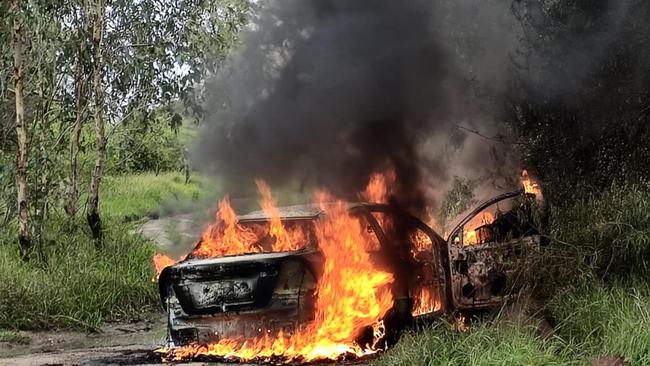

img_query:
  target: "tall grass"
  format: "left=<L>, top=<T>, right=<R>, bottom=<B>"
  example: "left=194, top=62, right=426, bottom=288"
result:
left=0, top=228, right=158, bottom=330
left=549, top=182, right=650, bottom=279
left=0, top=172, right=213, bottom=330
left=373, top=322, right=577, bottom=366
left=548, top=279, right=650, bottom=365
left=374, top=279, right=649, bottom=366
left=374, top=183, right=650, bottom=365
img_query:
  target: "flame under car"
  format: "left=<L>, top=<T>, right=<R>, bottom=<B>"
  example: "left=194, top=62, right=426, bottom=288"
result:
left=157, top=190, right=544, bottom=356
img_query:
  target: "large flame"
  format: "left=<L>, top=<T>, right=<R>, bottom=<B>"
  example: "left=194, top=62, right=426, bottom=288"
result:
left=192, top=195, right=261, bottom=258
left=362, top=172, right=395, bottom=244
left=152, top=253, right=181, bottom=281
left=256, top=179, right=307, bottom=252
left=156, top=183, right=395, bottom=363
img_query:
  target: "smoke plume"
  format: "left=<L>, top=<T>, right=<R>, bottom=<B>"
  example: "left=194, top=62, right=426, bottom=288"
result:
left=195, top=0, right=521, bottom=213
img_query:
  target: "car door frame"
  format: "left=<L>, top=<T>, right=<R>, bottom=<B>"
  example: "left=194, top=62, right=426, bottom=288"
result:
left=355, top=204, right=452, bottom=318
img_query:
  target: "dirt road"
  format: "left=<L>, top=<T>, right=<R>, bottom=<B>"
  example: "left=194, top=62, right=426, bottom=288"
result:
left=0, top=319, right=169, bottom=366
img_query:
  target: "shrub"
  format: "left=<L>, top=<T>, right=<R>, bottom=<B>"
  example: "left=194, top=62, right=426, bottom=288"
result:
left=0, top=172, right=215, bottom=330
left=106, top=113, right=185, bottom=175
left=100, top=172, right=216, bottom=222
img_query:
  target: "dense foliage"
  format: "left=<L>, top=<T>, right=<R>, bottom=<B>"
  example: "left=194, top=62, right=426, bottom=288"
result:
left=508, top=0, right=650, bottom=203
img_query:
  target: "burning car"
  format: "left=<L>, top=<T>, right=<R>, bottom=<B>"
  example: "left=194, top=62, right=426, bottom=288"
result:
left=155, top=176, right=544, bottom=363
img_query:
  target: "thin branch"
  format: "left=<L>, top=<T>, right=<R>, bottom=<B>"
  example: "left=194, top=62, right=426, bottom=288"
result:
left=454, top=124, right=523, bottom=145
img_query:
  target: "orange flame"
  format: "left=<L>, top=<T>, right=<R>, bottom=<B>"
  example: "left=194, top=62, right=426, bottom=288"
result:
left=451, top=314, right=470, bottom=332
left=463, top=211, right=495, bottom=246
left=152, top=253, right=181, bottom=280
left=411, top=286, right=442, bottom=317
left=161, top=192, right=394, bottom=362
left=192, top=196, right=261, bottom=258
left=521, top=170, right=542, bottom=199
left=256, top=180, right=306, bottom=252
left=360, top=170, right=396, bottom=203
left=410, top=229, right=433, bottom=253
left=362, top=171, right=396, bottom=244
left=189, top=186, right=307, bottom=259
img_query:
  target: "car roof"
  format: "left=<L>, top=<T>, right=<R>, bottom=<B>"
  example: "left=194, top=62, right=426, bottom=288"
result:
left=236, top=202, right=377, bottom=221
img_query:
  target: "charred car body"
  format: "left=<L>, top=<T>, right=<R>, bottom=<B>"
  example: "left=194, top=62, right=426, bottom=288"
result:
left=158, top=190, right=544, bottom=346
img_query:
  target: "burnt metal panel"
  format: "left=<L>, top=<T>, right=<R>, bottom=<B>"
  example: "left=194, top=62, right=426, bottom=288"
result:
left=164, top=257, right=318, bottom=346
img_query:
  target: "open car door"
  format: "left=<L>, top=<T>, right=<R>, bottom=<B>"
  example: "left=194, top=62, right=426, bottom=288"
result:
left=446, top=190, right=545, bottom=310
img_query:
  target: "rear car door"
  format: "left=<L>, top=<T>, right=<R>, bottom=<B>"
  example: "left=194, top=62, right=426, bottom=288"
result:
left=446, top=191, right=545, bottom=310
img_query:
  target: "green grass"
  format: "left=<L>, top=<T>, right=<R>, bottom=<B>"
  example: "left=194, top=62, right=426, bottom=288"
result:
left=547, top=278, right=650, bottom=365
left=0, top=218, right=159, bottom=330
left=0, top=171, right=216, bottom=331
left=549, top=182, right=650, bottom=279
left=0, top=330, right=31, bottom=345
left=374, top=183, right=650, bottom=366
left=374, top=278, right=649, bottom=366
left=101, top=172, right=219, bottom=222
left=373, top=321, right=576, bottom=366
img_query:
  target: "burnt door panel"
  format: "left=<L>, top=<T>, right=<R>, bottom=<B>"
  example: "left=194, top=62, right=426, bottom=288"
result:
left=446, top=191, right=543, bottom=310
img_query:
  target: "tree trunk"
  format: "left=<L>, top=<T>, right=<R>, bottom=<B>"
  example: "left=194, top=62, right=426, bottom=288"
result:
left=66, top=14, right=87, bottom=219
left=87, top=0, right=105, bottom=241
left=12, top=0, right=31, bottom=260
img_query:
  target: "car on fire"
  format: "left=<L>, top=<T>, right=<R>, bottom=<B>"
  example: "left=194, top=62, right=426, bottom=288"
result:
left=157, top=189, right=545, bottom=347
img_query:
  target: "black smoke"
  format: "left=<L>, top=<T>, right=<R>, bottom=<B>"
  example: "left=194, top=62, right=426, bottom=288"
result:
left=195, top=0, right=520, bottom=213
left=196, top=1, right=451, bottom=212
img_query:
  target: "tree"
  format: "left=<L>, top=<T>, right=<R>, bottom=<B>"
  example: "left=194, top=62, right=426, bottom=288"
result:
left=86, top=0, right=106, bottom=240
left=82, top=0, right=251, bottom=238
left=1, top=0, right=252, bottom=246
left=11, top=0, right=30, bottom=259
left=65, top=2, right=90, bottom=219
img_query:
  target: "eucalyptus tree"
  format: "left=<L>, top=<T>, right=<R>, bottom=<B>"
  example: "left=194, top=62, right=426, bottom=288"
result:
left=3, top=0, right=253, bottom=246
left=64, top=0, right=91, bottom=219
left=83, top=0, right=252, bottom=240
left=86, top=0, right=105, bottom=240
left=10, top=0, right=30, bottom=259
left=8, top=0, right=79, bottom=256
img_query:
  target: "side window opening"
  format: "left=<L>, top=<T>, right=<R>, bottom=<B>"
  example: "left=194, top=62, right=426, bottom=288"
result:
left=452, top=196, right=540, bottom=247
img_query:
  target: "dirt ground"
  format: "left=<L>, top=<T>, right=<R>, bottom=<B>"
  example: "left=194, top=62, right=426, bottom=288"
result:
left=0, top=318, right=245, bottom=366
left=0, top=318, right=165, bottom=366
left=137, top=213, right=201, bottom=249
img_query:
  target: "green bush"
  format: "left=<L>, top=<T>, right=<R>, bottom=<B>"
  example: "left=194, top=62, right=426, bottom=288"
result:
left=0, top=172, right=216, bottom=330
left=106, top=113, right=185, bottom=175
